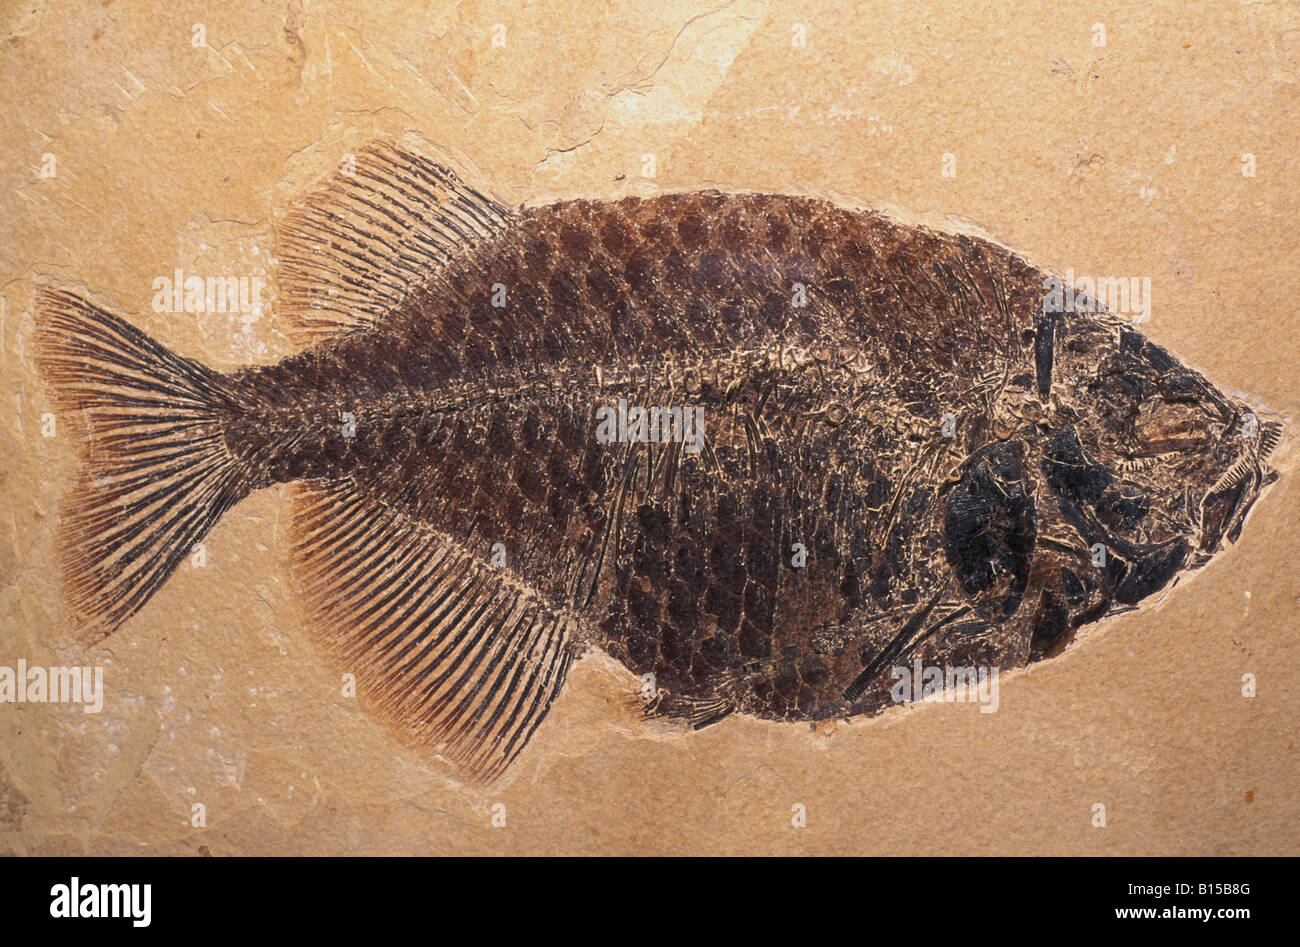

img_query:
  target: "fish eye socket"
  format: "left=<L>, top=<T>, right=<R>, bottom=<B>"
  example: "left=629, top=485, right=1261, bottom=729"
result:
left=1158, top=371, right=1206, bottom=402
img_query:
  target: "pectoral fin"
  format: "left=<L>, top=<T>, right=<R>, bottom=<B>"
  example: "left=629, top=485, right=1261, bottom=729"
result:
left=942, top=440, right=1038, bottom=618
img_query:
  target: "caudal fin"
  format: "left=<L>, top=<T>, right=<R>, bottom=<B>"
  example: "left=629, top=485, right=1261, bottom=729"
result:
left=34, top=288, right=251, bottom=642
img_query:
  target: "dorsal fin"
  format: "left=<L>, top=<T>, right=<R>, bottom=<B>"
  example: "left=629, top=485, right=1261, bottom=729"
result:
left=275, top=136, right=512, bottom=345
left=290, top=479, right=576, bottom=783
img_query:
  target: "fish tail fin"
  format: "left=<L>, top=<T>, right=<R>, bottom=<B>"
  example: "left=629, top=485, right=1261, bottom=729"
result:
left=34, top=288, right=252, bottom=643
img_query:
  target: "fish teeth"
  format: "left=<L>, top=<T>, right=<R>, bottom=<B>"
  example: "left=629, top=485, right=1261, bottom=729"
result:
left=1206, top=455, right=1254, bottom=497
left=1116, top=451, right=1180, bottom=475
left=1260, top=419, right=1284, bottom=459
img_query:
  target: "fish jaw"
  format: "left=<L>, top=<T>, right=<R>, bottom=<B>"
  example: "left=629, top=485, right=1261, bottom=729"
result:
left=1193, top=404, right=1285, bottom=562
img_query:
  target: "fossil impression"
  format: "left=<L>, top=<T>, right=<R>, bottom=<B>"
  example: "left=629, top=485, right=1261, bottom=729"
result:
left=35, top=137, right=1283, bottom=781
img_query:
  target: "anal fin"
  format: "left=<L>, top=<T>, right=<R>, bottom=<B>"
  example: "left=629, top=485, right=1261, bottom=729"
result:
left=290, top=480, right=575, bottom=783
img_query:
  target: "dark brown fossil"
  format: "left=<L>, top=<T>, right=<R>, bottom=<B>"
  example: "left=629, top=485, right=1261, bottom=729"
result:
left=36, top=137, right=1283, bottom=782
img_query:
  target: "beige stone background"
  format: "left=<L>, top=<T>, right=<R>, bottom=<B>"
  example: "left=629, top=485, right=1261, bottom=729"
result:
left=1, top=0, right=1297, bottom=855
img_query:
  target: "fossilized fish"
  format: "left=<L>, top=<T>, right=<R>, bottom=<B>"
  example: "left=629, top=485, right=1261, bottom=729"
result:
left=35, top=137, right=1283, bottom=781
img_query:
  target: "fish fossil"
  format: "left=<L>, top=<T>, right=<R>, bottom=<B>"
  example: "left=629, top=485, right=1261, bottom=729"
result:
left=35, top=136, right=1283, bottom=782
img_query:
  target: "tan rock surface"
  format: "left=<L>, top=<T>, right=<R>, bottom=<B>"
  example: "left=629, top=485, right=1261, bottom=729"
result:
left=1, top=0, right=1296, bottom=854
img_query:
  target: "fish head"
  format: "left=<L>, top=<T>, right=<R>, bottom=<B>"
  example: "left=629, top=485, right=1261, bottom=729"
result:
left=1037, top=318, right=1284, bottom=607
